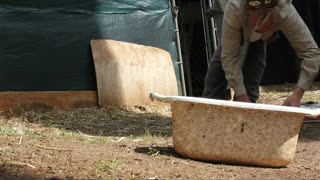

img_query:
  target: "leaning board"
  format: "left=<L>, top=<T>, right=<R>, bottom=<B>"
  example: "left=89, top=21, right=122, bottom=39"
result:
left=91, top=40, right=178, bottom=106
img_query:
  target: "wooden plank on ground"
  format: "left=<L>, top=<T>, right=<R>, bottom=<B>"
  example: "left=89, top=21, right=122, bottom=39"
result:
left=0, top=91, right=98, bottom=114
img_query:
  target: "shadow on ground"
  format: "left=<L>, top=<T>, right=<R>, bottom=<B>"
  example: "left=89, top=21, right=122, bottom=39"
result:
left=134, top=146, right=179, bottom=157
left=299, top=123, right=320, bottom=141
left=7, top=104, right=173, bottom=137
left=6, top=103, right=320, bottom=141
left=0, top=167, right=74, bottom=180
left=0, top=167, right=42, bottom=180
left=134, top=146, right=287, bottom=169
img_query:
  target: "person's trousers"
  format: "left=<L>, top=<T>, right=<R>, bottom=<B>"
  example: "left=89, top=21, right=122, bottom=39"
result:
left=202, top=40, right=267, bottom=102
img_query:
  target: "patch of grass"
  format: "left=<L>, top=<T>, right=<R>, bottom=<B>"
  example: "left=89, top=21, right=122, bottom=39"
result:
left=0, top=127, right=19, bottom=136
left=124, top=128, right=152, bottom=140
left=126, top=128, right=168, bottom=141
left=26, top=129, right=46, bottom=139
left=0, top=147, right=14, bottom=156
left=148, top=147, right=160, bottom=157
left=93, top=158, right=125, bottom=177
left=143, top=127, right=151, bottom=137
left=56, top=131, right=76, bottom=138
left=89, top=137, right=108, bottom=145
left=143, top=128, right=165, bottom=138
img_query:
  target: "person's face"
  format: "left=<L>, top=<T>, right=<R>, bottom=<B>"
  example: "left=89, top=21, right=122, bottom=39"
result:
left=246, top=0, right=279, bottom=33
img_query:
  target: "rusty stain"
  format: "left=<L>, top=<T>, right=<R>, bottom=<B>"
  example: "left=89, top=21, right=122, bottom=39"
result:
left=241, top=123, right=245, bottom=133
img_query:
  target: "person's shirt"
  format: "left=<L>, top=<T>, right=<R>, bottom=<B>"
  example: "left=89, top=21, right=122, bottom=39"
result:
left=217, top=0, right=227, bottom=10
left=221, top=0, right=320, bottom=97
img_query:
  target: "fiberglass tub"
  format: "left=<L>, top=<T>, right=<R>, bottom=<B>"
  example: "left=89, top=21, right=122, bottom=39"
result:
left=150, top=93, right=319, bottom=167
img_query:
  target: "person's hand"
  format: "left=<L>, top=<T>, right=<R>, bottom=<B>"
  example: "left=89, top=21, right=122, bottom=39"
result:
left=235, top=94, right=251, bottom=103
left=282, top=94, right=301, bottom=107
left=282, top=87, right=305, bottom=107
left=304, top=114, right=320, bottom=121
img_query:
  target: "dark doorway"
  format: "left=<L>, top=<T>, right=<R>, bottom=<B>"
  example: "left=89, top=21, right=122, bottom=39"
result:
left=178, top=0, right=320, bottom=96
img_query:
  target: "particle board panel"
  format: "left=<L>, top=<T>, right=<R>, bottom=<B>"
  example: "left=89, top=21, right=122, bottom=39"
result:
left=0, top=91, right=98, bottom=114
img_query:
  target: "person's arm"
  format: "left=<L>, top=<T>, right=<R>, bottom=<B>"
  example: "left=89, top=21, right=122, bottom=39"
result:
left=282, top=87, right=304, bottom=107
left=217, top=0, right=227, bottom=10
left=220, top=2, right=249, bottom=101
left=279, top=4, right=320, bottom=106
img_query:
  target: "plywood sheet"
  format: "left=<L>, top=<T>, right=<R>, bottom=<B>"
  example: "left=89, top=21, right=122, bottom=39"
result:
left=91, top=40, right=178, bottom=106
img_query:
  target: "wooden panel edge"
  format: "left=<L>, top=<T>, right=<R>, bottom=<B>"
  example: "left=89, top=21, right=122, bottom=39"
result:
left=0, top=91, right=98, bottom=115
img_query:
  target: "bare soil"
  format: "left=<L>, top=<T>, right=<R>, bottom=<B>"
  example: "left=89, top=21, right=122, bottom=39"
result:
left=0, top=84, right=320, bottom=180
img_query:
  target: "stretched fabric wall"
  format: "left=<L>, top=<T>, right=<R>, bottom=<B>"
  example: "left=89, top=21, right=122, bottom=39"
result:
left=0, top=0, right=180, bottom=92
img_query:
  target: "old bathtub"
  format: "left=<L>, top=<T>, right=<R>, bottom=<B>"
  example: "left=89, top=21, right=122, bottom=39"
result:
left=150, top=93, right=318, bottom=167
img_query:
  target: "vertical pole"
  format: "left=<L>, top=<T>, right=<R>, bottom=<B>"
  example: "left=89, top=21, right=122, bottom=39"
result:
left=200, top=0, right=213, bottom=65
left=208, top=0, right=218, bottom=52
left=171, top=0, right=187, bottom=96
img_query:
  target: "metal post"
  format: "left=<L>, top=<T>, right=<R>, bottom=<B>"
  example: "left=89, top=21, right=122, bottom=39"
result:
left=171, top=0, right=187, bottom=96
left=200, top=0, right=219, bottom=65
left=208, top=0, right=218, bottom=52
left=200, top=0, right=213, bottom=65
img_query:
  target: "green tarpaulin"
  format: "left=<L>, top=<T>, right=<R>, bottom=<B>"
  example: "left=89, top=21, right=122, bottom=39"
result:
left=0, top=0, right=181, bottom=93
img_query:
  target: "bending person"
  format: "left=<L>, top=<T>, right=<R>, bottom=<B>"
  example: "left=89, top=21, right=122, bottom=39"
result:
left=203, top=0, right=320, bottom=107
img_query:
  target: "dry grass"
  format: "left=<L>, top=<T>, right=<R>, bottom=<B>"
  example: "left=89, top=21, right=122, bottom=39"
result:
left=0, top=83, right=320, bottom=179
left=258, top=82, right=320, bottom=105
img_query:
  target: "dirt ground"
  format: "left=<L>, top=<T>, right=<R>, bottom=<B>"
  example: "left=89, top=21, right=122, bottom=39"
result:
left=0, top=85, right=320, bottom=180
